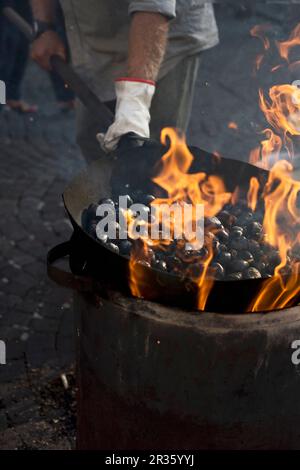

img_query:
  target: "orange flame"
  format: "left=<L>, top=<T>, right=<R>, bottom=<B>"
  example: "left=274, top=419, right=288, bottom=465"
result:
left=128, top=128, right=233, bottom=310
left=197, top=242, right=214, bottom=311
left=249, top=146, right=261, bottom=166
left=277, top=23, right=300, bottom=62
left=258, top=85, right=300, bottom=161
left=128, top=127, right=300, bottom=312
left=262, top=160, right=298, bottom=245
left=260, top=129, right=282, bottom=169
left=247, top=177, right=260, bottom=212
left=248, top=21, right=300, bottom=311
left=271, top=64, right=282, bottom=73
left=250, top=24, right=271, bottom=71
left=128, top=256, right=143, bottom=298
left=228, top=121, right=238, bottom=130
left=153, top=128, right=231, bottom=219
left=259, top=85, right=300, bottom=137
left=250, top=24, right=271, bottom=50
left=128, top=242, right=149, bottom=298
left=255, top=53, right=264, bottom=71
left=249, top=161, right=300, bottom=311
left=129, top=20, right=300, bottom=313
left=249, top=129, right=282, bottom=170
left=250, top=254, right=300, bottom=312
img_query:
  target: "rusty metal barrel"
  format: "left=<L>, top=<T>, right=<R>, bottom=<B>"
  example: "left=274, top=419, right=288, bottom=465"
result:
left=74, top=290, right=300, bottom=450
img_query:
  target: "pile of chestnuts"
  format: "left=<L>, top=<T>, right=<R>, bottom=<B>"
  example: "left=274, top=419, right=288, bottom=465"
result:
left=82, top=191, right=299, bottom=281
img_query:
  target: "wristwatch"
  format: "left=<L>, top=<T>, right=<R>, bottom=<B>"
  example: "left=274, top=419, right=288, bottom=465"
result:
left=33, top=20, right=56, bottom=40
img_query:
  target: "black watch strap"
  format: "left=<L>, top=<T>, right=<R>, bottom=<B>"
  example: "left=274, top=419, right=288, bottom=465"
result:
left=33, top=20, right=56, bottom=40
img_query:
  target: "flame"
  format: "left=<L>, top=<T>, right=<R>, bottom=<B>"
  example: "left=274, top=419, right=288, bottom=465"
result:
left=228, top=121, right=238, bottom=130
left=277, top=22, right=300, bottom=62
left=250, top=24, right=271, bottom=71
left=260, top=129, right=282, bottom=169
left=129, top=256, right=143, bottom=298
left=128, top=242, right=149, bottom=298
left=259, top=85, right=300, bottom=137
left=247, top=21, right=300, bottom=311
left=251, top=22, right=300, bottom=73
left=152, top=128, right=231, bottom=219
left=249, top=130, right=282, bottom=170
left=197, top=242, right=214, bottom=310
left=128, top=21, right=300, bottom=313
left=247, top=177, right=260, bottom=212
left=128, top=128, right=232, bottom=310
left=128, top=128, right=300, bottom=313
left=255, top=53, right=264, bottom=71
left=250, top=252, right=300, bottom=312
left=271, top=64, right=282, bottom=73
left=250, top=24, right=271, bottom=50
left=259, top=84, right=300, bottom=168
left=249, top=161, right=300, bottom=311
left=231, top=186, right=240, bottom=206
left=262, top=160, right=298, bottom=245
left=249, top=146, right=261, bottom=166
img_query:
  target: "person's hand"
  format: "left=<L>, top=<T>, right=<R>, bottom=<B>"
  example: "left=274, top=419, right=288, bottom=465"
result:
left=31, top=31, right=66, bottom=70
left=97, top=78, right=156, bottom=153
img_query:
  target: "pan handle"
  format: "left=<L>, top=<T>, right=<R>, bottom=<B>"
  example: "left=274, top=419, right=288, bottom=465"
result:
left=117, top=132, right=150, bottom=151
left=2, top=5, right=33, bottom=39
left=47, top=240, right=96, bottom=293
left=117, top=132, right=160, bottom=154
left=2, top=6, right=114, bottom=130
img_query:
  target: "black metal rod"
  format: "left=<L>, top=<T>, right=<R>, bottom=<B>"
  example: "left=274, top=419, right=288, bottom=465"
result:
left=2, top=6, right=33, bottom=40
left=2, top=6, right=114, bottom=129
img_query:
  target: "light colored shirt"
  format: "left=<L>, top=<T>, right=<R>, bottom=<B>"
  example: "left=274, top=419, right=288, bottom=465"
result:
left=60, top=0, right=219, bottom=101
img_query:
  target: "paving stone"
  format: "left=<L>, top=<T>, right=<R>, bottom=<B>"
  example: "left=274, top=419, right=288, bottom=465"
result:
left=0, top=311, right=30, bottom=329
left=0, top=359, right=27, bottom=383
left=7, top=400, right=40, bottom=425
left=5, top=340, right=27, bottom=361
left=31, top=318, right=59, bottom=333
left=0, top=412, right=8, bottom=431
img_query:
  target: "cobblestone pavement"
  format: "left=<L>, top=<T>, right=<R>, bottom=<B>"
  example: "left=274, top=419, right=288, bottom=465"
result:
left=0, top=60, right=83, bottom=448
left=0, top=3, right=298, bottom=449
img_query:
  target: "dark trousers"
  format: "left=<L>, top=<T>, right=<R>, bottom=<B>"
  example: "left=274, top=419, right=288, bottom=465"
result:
left=0, top=0, right=74, bottom=102
left=0, top=0, right=31, bottom=100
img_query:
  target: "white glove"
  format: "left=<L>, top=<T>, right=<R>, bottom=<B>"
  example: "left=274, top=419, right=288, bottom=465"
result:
left=97, top=78, right=156, bottom=153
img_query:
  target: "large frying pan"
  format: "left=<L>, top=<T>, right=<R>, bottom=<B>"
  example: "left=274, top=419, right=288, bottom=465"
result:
left=7, top=6, right=298, bottom=313
left=47, top=139, right=300, bottom=314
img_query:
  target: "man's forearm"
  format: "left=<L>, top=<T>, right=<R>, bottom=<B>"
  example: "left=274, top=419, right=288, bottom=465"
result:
left=30, top=0, right=56, bottom=22
left=128, top=12, right=169, bottom=81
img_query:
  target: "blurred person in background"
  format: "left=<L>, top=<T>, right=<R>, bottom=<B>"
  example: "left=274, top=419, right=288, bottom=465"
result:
left=0, top=0, right=38, bottom=112
left=0, top=0, right=74, bottom=113
left=30, top=0, right=219, bottom=162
